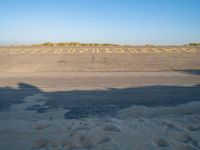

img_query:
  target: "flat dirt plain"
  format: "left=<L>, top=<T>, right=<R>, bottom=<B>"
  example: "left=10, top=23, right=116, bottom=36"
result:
left=0, top=45, right=200, bottom=150
left=0, top=45, right=199, bottom=72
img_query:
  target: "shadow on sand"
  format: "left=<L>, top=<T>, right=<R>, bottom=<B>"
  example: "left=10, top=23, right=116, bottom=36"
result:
left=183, top=69, right=200, bottom=76
left=0, top=83, right=200, bottom=119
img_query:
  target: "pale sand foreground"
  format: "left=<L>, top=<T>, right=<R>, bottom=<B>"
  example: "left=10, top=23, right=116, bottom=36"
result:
left=0, top=72, right=200, bottom=150
left=0, top=99, right=200, bottom=150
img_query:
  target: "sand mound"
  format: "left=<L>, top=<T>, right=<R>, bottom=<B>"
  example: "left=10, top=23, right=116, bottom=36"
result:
left=117, top=101, right=200, bottom=119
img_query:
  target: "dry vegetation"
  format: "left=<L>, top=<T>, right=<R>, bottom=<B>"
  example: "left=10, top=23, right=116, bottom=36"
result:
left=188, top=42, right=200, bottom=46
left=33, top=42, right=200, bottom=47
left=36, top=42, right=119, bottom=47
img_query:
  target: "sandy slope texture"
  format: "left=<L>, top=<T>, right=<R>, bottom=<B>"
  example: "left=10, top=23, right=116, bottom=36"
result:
left=0, top=45, right=200, bottom=72
left=0, top=101, right=200, bottom=150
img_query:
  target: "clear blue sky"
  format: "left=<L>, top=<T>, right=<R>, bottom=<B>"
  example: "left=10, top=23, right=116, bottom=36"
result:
left=0, top=0, right=200, bottom=45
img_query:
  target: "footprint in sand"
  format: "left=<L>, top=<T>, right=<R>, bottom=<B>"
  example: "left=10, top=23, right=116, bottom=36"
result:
left=61, top=130, right=111, bottom=150
left=185, top=125, right=200, bottom=132
left=190, top=139, right=200, bottom=149
left=161, top=122, right=182, bottom=131
left=171, top=132, right=192, bottom=143
left=33, top=138, right=49, bottom=149
left=32, top=123, right=50, bottom=130
left=103, top=124, right=121, bottom=132
left=173, top=143, right=196, bottom=150
left=171, top=132, right=200, bottom=149
left=153, top=138, right=169, bottom=148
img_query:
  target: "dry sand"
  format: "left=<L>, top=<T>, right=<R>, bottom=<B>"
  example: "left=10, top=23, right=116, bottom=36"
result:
left=0, top=96, right=200, bottom=150
left=0, top=46, right=200, bottom=150
left=0, top=45, right=200, bottom=72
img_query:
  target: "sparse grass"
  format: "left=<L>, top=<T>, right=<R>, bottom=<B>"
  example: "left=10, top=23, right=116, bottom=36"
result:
left=37, top=42, right=119, bottom=47
left=188, top=42, right=200, bottom=46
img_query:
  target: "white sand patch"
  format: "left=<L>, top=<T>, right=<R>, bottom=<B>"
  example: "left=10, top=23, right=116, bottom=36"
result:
left=11, top=94, right=48, bottom=111
left=117, top=101, right=200, bottom=119
left=0, top=114, right=200, bottom=150
left=0, top=101, right=200, bottom=149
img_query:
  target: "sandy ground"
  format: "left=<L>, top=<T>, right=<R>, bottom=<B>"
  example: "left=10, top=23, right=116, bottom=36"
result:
left=1, top=106, right=200, bottom=150
left=0, top=71, right=200, bottom=150
left=0, top=46, right=200, bottom=149
left=0, top=46, right=200, bottom=72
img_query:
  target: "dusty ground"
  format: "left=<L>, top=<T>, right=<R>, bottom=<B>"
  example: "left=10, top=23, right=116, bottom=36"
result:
left=0, top=45, right=199, bottom=72
left=0, top=46, right=200, bottom=150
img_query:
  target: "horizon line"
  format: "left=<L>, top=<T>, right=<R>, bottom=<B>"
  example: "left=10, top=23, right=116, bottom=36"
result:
left=0, top=41, right=200, bottom=47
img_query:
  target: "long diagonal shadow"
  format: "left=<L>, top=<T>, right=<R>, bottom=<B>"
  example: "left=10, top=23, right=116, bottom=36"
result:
left=0, top=83, right=200, bottom=119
